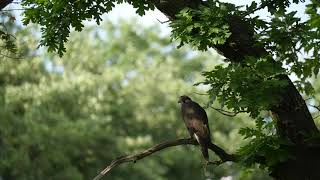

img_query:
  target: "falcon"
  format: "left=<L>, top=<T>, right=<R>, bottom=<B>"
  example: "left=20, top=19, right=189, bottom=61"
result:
left=178, top=95, right=212, bottom=163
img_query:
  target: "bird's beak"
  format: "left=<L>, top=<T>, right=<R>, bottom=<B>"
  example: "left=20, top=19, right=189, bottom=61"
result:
left=178, top=99, right=181, bottom=103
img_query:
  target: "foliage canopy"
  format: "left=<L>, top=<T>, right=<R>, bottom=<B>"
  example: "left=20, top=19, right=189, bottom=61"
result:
left=1, top=0, right=320, bottom=178
left=0, top=20, right=273, bottom=179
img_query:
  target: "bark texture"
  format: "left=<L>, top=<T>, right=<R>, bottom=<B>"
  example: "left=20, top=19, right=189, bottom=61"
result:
left=0, top=0, right=13, bottom=10
left=152, top=0, right=320, bottom=179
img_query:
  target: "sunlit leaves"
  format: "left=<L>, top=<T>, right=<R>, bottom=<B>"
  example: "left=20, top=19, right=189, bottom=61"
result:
left=0, top=30, right=16, bottom=54
left=237, top=133, right=293, bottom=168
left=202, top=57, right=287, bottom=118
left=237, top=115, right=293, bottom=168
left=306, top=0, right=320, bottom=28
left=0, top=13, right=18, bottom=57
left=170, top=2, right=234, bottom=51
left=21, top=0, right=155, bottom=56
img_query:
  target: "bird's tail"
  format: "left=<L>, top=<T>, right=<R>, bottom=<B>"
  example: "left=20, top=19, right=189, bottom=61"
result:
left=194, top=133, right=210, bottom=161
left=201, top=146, right=209, bottom=161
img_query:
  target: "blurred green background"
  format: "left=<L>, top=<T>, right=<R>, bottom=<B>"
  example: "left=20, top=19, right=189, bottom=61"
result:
left=1, top=14, right=298, bottom=179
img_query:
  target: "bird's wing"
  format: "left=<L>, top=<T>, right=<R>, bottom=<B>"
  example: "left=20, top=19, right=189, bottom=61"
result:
left=190, top=101, right=210, bottom=135
left=189, top=120, right=211, bottom=145
left=191, top=101, right=209, bottom=123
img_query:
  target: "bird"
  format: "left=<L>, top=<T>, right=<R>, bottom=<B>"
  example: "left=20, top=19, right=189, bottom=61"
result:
left=178, top=95, right=212, bottom=164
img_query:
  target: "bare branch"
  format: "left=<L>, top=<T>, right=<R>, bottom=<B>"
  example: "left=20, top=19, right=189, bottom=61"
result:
left=241, top=1, right=273, bottom=17
left=308, top=104, right=320, bottom=119
left=210, top=106, right=247, bottom=117
left=304, top=97, right=313, bottom=101
left=313, top=114, right=320, bottom=120
left=93, top=138, right=236, bottom=180
left=193, top=92, right=209, bottom=96
left=0, top=8, right=30, bottom=11
left=156, top=18, right=169, bottom=24
left=309, top=104, right=320, bottom=112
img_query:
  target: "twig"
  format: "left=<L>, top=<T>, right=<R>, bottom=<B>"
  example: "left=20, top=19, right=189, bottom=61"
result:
left=308, top=104, right=320, bottom=120
left=193, top=92, right=209, bottom=96
left=210, top=106, right=247, bottom=117
left=156, top=18, right=170, bottom=24
left=207, top=160, right=222, bottom=165
left=0, top=8, right=29, bottom=11
left=304, top=97, right=313, bottom=101
left=241, top=1, right=273, bottom=17
left=93, top=138, right=236, bottom=180
left=313, top=114, right=320, bottom=119
left=309, top=104, right=320, bottom=112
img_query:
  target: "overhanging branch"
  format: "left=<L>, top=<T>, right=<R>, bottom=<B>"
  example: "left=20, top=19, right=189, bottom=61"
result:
left=93, top=137, right=236, bottom=180
left=0, top=0, right=13, bottom=11
left=210, top=106, right=248, bottom=117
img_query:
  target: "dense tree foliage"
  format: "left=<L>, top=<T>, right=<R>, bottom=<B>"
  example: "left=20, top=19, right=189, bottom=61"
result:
left=1, top=0, right=320, bottom=179
left=0, top=12, right=19, bottom=58
left=0, top=20, right=272, bottom=179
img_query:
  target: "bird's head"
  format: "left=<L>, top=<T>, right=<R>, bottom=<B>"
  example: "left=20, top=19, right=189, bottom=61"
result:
left=178, top=95, right=192, bottom=104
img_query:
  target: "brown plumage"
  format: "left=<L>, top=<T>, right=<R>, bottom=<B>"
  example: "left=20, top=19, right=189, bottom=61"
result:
left=178, top=95, right=211, bottom=161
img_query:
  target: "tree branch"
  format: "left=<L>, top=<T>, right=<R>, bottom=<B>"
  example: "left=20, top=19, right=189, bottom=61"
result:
left=93, top=138, right=236, bottom=180
left=210, top=106, right=247, bottom=117
left=0, top=0, right=13, bottom=11
left=0, top=8, right=29, bottom=11
left=241, top=1, right=273, bottom=17
left=309, top=104, right=320, bottom=112
left=151, top=0, right=202, bottom=19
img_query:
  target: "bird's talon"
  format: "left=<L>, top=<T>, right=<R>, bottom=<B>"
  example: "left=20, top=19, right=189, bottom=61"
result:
left=204, top=160, right=209, bottom=166
left=203, top=160, right=209, bottom=172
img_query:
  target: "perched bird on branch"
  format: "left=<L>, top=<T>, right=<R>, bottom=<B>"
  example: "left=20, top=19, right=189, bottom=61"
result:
left=178, top=95, right=212, bottom=164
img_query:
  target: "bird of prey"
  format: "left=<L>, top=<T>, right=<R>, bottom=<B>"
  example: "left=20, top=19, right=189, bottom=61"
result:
left=178, top=95, right=212, bottom=163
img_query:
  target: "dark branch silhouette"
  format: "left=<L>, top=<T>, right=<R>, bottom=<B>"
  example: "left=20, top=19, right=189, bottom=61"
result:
left=93, top=138, right=236, bottom=180
left=0, top=0, right=13, bottom=11
left=210, top=106, right=248, bottom=117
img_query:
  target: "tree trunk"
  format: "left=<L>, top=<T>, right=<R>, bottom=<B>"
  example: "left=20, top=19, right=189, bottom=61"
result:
left=0, top=0, right=13, bottom=10
left=270, top=145, right=320, bottom=180
left=152, top=0, right=320, bottom=179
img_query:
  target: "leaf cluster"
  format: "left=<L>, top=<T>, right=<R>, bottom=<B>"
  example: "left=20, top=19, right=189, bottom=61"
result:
left=249, top=0, right=320, bottom=94
left=201, top=57, right=287, bottom=118
left=237, top=116, right=294, bottom=169
left=21, top=0, right=155, bottom=56
left=168, top=0, right=320, bottom=118
left=258, top=12, right=319, bottom=81
left=170, top=1, right=234, bottom=50
left=0, top=30, right=16, bottom=54
left=0, top=12, right=18, bottom=57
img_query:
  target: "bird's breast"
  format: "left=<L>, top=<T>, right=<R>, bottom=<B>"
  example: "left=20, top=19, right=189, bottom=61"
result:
left=182, top=106, right=195, bottom=118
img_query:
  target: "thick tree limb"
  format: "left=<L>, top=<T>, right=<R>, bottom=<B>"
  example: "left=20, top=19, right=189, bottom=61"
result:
left=0, top=0, right=13, bottom=11
left=93, top=138, right=236, bottom=180
left=152, top=0, right=202, bottom=19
